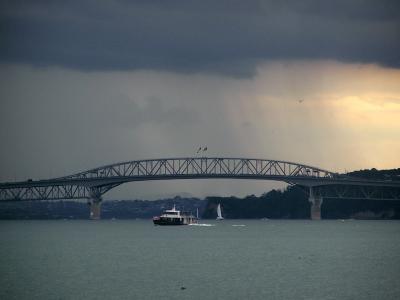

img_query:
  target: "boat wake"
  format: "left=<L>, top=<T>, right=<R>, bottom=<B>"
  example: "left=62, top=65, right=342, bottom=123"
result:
left=232, top=224, right=246, bottom=227
left=189, top=223, right=215, bottom=227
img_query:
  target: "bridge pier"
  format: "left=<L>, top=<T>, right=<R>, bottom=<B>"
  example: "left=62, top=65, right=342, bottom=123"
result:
left=88, top=193, right=102, bottom=220
left=309, top=187, right=323, bottom=220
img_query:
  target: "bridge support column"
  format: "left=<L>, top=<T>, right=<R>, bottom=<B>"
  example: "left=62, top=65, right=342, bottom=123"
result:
left=309, top=187, right=323, bottom=220
left=88, top=192, right=102, bottom=220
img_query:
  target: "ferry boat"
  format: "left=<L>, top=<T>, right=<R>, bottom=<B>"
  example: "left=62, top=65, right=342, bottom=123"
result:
left=153, top=205, right=197, bottom=225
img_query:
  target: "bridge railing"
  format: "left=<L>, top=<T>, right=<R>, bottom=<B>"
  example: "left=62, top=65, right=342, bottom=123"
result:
left=0, top=185, right=90, bottom=201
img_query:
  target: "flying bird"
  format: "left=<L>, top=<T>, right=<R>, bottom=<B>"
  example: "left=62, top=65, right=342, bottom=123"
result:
left=298, top=99, right=304, bottom=103
left=203, top=147, right=208, bottom=152
left=196, top=147, right=202, bottom=153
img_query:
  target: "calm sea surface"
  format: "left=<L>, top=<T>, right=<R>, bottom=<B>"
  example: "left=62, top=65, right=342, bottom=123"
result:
left=1, top=220, right=399, bottom=300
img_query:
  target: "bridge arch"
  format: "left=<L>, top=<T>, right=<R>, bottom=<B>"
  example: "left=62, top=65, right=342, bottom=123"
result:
left=59, top=157, right=338, bottom=184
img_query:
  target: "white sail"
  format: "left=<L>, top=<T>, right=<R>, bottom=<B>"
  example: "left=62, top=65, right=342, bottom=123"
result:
left=216, top=203, right=224, bottom=220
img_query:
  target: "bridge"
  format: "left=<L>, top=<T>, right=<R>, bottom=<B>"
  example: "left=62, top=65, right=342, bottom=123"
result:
left=1, top=157, right=399, bottom=220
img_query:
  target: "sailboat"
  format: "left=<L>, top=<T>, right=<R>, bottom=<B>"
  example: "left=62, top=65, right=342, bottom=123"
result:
left=216, top=203, right=224, bottom=220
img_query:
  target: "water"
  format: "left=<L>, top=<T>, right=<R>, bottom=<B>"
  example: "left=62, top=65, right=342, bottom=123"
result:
left=1, top=220, right=399, bottom=300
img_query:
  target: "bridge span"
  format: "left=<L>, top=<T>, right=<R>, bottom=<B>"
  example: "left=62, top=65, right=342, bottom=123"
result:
left=1, top=157, right=399, bottom=220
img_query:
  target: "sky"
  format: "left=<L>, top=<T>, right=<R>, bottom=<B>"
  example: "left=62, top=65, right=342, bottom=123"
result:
left=0, top=0, right=399, bottom=200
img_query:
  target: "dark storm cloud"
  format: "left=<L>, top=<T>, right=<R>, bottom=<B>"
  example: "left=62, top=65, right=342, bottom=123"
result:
left=0, top=0, right=399, bottom=76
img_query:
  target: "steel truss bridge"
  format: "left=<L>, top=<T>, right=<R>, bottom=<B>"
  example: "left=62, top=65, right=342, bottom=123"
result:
left=1, top=157, right=399, bottom=219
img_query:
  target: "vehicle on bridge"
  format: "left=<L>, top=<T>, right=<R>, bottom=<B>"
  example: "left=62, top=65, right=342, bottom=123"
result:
left=153, top=205, right=197, bottom=225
